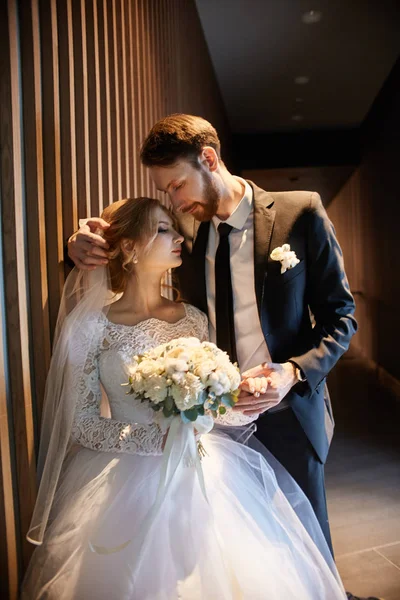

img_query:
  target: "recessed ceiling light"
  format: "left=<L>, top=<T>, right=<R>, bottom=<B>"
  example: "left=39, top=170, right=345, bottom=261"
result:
left=302, top=10, right=322, bottom=24
left=292, top=114, right=304, bottom=121
left=295, top=76, right=309, bottom=85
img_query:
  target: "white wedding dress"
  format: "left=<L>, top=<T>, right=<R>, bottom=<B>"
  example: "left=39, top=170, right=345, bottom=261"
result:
left=21, top=303, right=346, bottom=599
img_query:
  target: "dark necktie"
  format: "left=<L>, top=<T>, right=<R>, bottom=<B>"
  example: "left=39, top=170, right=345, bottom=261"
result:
left=215, top=223, right=237, bottom=364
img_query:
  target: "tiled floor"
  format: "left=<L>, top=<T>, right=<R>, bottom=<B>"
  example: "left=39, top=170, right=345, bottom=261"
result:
left=326, top=351, right=400, bottom=600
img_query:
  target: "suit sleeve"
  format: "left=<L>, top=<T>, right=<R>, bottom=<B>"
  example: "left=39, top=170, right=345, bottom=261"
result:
left=289, top=192, right=357, bottom=394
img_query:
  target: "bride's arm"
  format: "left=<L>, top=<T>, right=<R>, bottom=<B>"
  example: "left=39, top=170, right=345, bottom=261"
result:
left=69, top=333, right=165, bottom=455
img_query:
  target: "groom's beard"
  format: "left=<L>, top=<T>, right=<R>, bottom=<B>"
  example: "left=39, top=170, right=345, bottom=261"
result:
left=192, top=171, right=220, bottom=222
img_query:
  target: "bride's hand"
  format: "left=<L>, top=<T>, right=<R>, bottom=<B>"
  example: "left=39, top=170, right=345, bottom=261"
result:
left=68, top=217, right=110, bottom=270
left=234, top=374, right=271, bottom=416
left=234, top=362, right=297, bottom=416
left=240, top=375, right=270, bottom=398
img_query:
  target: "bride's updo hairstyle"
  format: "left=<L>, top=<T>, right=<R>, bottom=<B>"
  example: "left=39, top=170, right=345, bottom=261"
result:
left=101, top=197, right=173, bottom=293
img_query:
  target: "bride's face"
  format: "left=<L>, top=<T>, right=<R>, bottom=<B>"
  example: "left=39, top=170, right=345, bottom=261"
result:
left=136, top=207, right=184, bottom=272
left=149, top=159, right=220, bottom=222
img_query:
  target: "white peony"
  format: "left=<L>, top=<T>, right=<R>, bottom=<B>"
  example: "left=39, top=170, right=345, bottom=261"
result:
left=170, top=372, right=203, bottom=410
left=143, top=375, right=169, bottom=404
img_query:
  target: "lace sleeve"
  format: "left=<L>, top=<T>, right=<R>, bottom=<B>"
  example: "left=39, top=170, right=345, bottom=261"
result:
left=215, top=409, right=258, bottom=427
left=199, top=311, right=209, bottom=342
left=185, top=304, right=209, bottom=342
left=70, top=322, right=164, bottom=456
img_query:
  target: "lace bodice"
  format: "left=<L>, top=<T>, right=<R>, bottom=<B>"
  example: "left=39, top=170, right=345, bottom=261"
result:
left=70, top=303, right=257, bottom=456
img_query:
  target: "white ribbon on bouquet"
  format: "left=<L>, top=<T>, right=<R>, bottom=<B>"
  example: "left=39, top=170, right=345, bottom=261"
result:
left=88, top=414, right=214, bottom=555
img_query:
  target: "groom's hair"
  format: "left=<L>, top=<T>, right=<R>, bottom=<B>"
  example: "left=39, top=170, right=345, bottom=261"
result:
left=140, top=114, right=221, bottom=168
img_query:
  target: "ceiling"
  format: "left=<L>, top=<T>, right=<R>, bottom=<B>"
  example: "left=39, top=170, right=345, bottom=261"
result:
left=241, top=165, right=354, bottom=207
left=195, top=0, right=400, bottom=134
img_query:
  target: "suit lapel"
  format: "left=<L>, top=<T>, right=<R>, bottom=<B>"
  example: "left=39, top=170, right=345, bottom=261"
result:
left=249, top=182, right=276, bottom=317
left=190, top=221, right=210, bottom=313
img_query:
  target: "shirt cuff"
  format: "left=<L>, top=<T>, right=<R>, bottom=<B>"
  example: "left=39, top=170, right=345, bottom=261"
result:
left=288, top=360, right=307, bottom=383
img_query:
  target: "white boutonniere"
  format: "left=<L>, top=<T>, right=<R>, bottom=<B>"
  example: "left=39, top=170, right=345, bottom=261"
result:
left=270, top=244, right=300, bottom=274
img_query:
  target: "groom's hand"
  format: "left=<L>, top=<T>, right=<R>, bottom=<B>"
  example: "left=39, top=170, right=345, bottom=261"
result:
left=234, top=362, right=297, bottom=416
left=68, top=218, right=110, bottom=270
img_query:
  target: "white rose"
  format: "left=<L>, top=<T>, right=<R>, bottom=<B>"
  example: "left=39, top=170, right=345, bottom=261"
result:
left=227, top=368, right=241, bottom=390
left=139, top=358, right=164, bottom=377
left=169, top=337, right=200, bottom=349
left=201, top=341, right=221, bottom=355
left=164, top=346, right=189, bottom=360
left=130, top=372, right=146, bottom=395
left=194, top=359, right=216, bottom=382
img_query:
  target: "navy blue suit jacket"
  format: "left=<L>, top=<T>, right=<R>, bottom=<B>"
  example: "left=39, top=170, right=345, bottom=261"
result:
left=175, top=181, right=357, bottom=463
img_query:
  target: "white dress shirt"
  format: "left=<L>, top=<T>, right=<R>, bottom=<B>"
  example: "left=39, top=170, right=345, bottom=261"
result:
left=205, top=177, right=272, bottom=374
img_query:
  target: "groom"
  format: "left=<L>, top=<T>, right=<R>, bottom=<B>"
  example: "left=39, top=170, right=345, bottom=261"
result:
left=69, top=115, right=354, bottom=555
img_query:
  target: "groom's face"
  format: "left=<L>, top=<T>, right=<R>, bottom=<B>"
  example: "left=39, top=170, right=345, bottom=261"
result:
left=149, top=160, right=220, bottom=222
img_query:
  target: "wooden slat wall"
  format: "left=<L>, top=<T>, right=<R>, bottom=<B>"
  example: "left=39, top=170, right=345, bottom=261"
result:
left=327, top=170, right=374, bottom=358
left=327, top=59, right=400, bottom=387
left=328, top=164, right=400, bottom=384
left=0, top=1, right=229, bottom=596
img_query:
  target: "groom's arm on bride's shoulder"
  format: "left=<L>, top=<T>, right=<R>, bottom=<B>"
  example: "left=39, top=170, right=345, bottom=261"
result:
left=289, top=191, right=357, bottom=395
left=65, top=217, right=110, bottom=270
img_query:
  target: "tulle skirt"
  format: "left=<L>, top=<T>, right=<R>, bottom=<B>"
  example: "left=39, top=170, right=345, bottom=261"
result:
left=21, top=425, right=346, bottom=599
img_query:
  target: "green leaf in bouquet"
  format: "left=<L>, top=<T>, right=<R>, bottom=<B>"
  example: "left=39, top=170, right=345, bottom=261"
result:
left=163, top=405, right=174, bottom=418
left=220, top=393, right=236, bottom=408
left=197, top=404, right=205, bottom=416
left=164, top=395, right=174, bottom=412
left=211, top=410, right=218, bottom=419
left=204, top=392, right=219, bottom=411
left=218, top=406, right=227, bottom=415
left=197, top=390, right=207, bottom=405
left=182, top=407, right=199, bottom=422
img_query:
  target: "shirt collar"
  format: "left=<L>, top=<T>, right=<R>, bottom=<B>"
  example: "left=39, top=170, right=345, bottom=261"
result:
left=212, top=177, right=253, bottom=232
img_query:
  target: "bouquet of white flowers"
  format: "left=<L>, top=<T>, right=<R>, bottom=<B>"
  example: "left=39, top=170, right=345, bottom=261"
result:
left=123, top=337, right=241, bottom=427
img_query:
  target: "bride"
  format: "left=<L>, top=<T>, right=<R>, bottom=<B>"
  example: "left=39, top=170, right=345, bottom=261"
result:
left=21, top=196, right=346, bottom=599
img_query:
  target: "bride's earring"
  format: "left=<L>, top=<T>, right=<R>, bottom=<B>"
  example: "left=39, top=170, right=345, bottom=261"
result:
left=132, top=249, right=138, bottom=264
